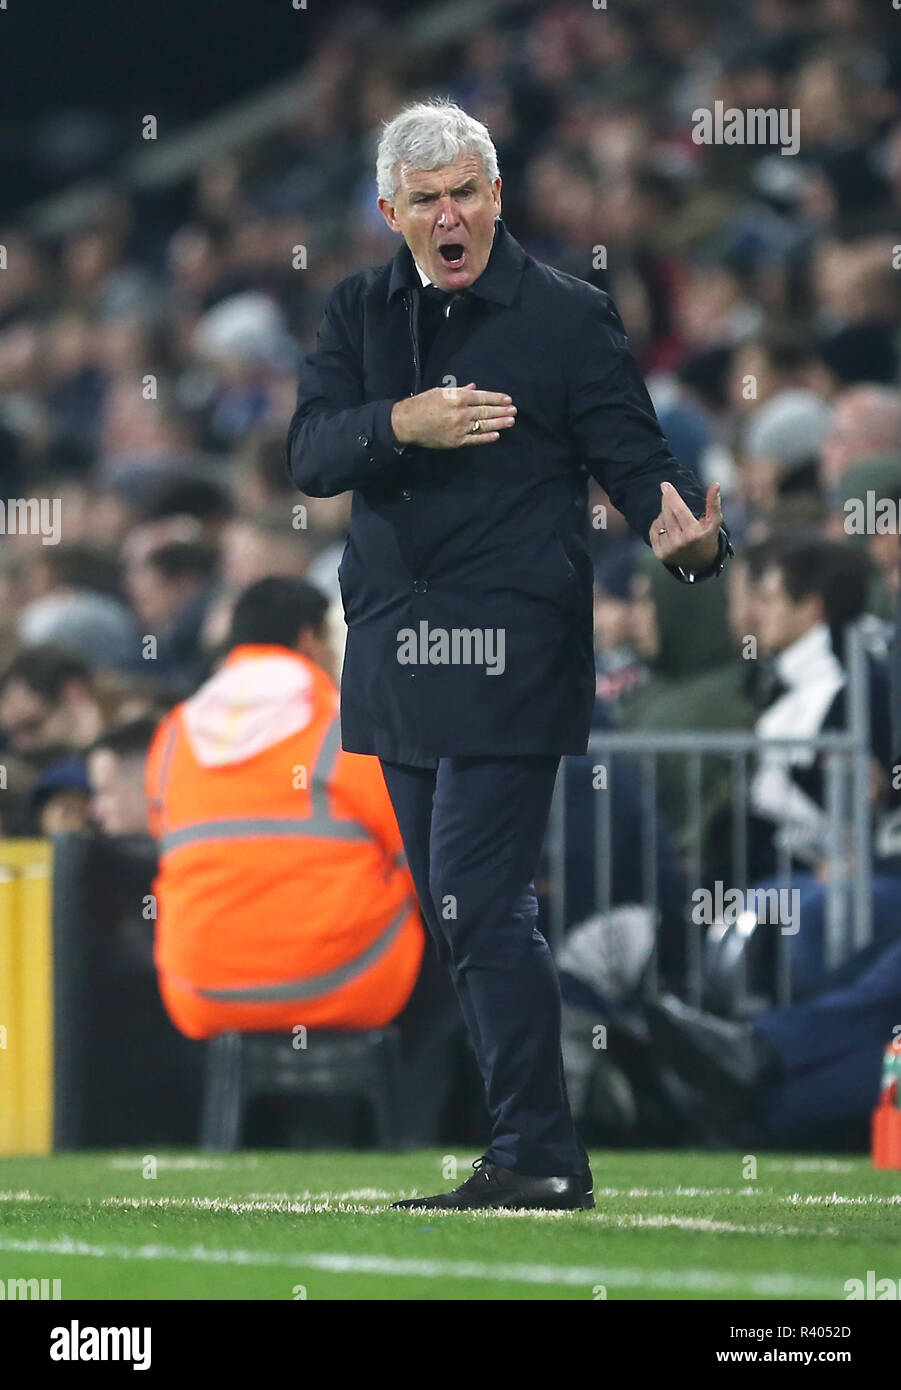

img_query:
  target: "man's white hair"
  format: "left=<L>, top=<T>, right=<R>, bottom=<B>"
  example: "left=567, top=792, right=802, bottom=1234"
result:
left=376, top=99, right=500, bottom=204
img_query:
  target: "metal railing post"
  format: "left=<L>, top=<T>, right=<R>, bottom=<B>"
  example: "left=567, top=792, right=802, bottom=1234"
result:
left=847, top=624, right=873, bottom=953
left=824, top=750, right=848, bottom=973
left=685, top=752, right=704, bottom=1007
left=595, top=747, right=612, bottom=916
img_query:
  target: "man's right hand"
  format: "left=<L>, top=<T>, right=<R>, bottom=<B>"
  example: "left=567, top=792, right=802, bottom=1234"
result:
left=391, top=382, right=517, bottom=449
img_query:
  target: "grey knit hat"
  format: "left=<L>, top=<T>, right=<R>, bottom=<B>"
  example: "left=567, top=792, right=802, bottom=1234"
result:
left=742, top=390, right=832, bottom=470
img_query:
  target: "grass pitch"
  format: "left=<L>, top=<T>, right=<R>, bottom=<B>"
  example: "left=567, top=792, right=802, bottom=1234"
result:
left=0, top=1149, right=898, bottom=1300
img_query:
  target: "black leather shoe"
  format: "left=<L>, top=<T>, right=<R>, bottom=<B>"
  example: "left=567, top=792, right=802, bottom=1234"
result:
left=391, top=1157, right=594, bottom=1211
left=647, top=994, right=780, bottom=1108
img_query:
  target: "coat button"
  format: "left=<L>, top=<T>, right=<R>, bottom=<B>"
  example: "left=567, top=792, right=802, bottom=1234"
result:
left=412, top=579, right=428, bottom=593
left=358, top=434, right=370, bottom=447
left=401, top=488, right=412, bottom=501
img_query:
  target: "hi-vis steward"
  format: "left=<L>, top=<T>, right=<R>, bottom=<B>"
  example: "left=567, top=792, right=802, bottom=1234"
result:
left=147, top=644, right=423, bottom=1037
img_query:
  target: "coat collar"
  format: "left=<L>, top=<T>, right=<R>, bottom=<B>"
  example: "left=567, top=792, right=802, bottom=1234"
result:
left=387, top=219, right=526, bottom=307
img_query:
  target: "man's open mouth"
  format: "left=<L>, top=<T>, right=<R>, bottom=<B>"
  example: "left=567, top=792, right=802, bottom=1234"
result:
left=438, top=244, right=466, bottom=266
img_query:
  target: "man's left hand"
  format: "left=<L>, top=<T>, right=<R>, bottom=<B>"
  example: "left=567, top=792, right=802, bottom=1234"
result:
left=649, top=481, right=723, bottom=573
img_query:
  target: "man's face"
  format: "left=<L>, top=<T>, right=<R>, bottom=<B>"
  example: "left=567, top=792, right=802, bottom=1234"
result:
left=87, top=749, right=149, bottom=835
left=125, top=561, right=179, bottom=628
left=0, top=679, right=68, bottom=752
left=378, top=154, right=502, bottom=291
left=755, top=565, right=823, bottom=655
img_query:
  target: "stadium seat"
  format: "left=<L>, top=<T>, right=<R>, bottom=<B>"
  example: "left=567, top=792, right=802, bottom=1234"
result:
left=200, top=1028, right=408, bottom=1152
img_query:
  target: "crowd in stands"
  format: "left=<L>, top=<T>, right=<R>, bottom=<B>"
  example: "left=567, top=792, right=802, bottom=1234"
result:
left=1, top=0, right=901, bottom=1145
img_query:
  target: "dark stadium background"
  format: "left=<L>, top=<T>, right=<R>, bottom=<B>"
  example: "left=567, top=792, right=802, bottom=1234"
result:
left=4, top=0, right=319, bottom=209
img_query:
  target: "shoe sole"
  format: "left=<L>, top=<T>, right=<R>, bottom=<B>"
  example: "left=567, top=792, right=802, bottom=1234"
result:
left=391, top=1189, right=595, bottom=1212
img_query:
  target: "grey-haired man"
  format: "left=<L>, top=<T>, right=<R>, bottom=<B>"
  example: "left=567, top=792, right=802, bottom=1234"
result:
left=287, top=100, right=728, bottom=1209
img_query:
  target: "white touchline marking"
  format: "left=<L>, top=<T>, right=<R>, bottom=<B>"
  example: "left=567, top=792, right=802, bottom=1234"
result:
left=0, top=1236, right=843, bottom=1295
left=245, top=1190, right=399, bottom=1202
left=767, top=1159, right=857, bottom=1173
left=592, top=1186, right=765, bottom=1198
left=592, top=1214, right=843, bottom=1237
left=100, top=1196, right=353, bottom=1216
left=785, top=1192, right=901, bottom=1206
left=106, top=1156, right=259, bottom=1171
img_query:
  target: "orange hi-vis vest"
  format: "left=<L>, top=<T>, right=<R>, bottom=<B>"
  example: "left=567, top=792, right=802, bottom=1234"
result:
left=146, top=644, right=423, bottom=1039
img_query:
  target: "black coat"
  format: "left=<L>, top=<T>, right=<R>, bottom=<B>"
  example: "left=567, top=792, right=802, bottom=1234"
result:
left=287, top=220, right=708, bottom=765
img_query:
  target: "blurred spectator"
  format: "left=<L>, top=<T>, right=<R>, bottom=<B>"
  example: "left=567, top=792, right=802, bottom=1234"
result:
left=833, top=455, right=901, bottom=616
left=620, top=549, right=739, bottom=730
left=747, top=538, right=891, bottom=878
left=820, top=386, right=901, bottom=494
left=0, top=645, right=103, bottom=758
left=233, top=430, right=300, bottom=511
left=739, top=388, right=832, bottom=511
left=124, top=540, right=219, bottom=689
left=728, top=329, right=819, bottom=417
left=649, top=931, right=901, bottom=1148
left=618, top=548, right=757, bottom=860
left=592, top=548, right=648, bottom=707
left=86, top=718, right=155, bottom=835
left=31, top=756, right=93, bottom=835
left=219, top=508, right=311, bottom=589
left=18, top=588, right=137, bottom=670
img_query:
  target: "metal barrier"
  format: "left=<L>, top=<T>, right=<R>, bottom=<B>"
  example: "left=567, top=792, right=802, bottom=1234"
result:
left=546, top=625, right=874, bottom=1010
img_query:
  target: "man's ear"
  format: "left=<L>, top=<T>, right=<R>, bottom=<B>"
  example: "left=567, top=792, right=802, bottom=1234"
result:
left=377, top=197, right=402, bottom=234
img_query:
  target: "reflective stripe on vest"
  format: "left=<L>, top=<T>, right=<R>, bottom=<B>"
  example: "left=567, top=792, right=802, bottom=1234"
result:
left=194, top=899, right=413, bottom=1002
left=160, top=715, right=369, bottom=853
left=161, top=814, right=369, bottom=852
left=151, top=717, right=180, bottom=837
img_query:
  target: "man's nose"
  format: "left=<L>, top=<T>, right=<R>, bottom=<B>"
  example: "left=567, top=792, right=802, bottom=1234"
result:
left=437, top=198, right=461, bottom=228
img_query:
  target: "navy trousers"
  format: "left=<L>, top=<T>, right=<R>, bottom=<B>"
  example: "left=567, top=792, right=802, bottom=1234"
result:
left=756, top=935, right=901, bottom=1144
left=380, top=755, right=589, bottom=1176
